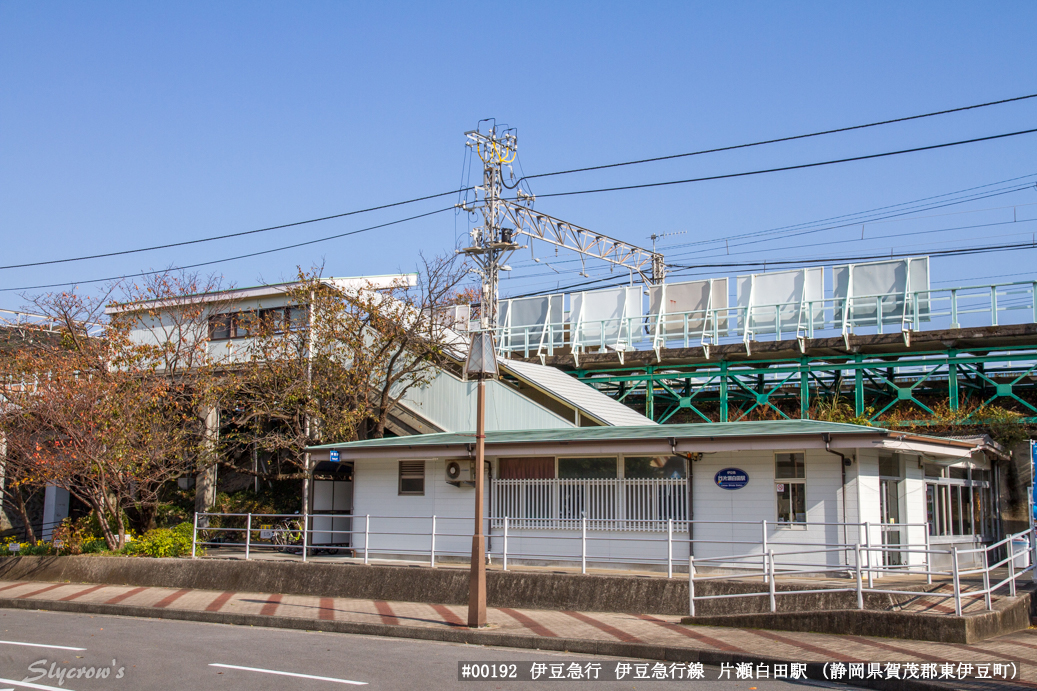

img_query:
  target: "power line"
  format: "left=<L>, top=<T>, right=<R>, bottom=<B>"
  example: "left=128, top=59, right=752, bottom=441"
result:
left=0, top=188, right=471, bottom=272
left=659, top=173, right=1037, bottom=251
left=662, top=192, right=1037, bottom=263
left=504, top=240, right=1037, bottom=300
left=679, top=219, right=1037, bottom=265
left=508, top=178, right=1037, bottom=271
left=504, top=91, right=1037, bottom=188
left=669, top=240, right=1037, bottom=271
left=529, top=128, right=1037, bottom=199
left=0, top=207, right=452, bottom=294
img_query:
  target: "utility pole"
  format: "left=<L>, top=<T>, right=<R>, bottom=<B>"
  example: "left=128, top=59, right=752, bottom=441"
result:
left=460, top=124, right=521, bottom=329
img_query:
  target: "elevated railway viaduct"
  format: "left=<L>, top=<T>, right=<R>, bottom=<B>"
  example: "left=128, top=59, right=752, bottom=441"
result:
left=510, top=324, right=1037, bottom=429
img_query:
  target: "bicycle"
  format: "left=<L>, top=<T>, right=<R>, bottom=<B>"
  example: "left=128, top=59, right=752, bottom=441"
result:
left=270, top=518, right=305, bottom=554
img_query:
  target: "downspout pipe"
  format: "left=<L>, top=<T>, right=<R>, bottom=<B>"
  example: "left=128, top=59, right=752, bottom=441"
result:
left=822, top=433, right=852, bottom=565
left=671, top=437, right=694, bottom=556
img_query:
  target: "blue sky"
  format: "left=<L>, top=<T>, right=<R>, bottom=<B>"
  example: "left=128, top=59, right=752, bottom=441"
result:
left=1, top=2, right=1036, bottom=310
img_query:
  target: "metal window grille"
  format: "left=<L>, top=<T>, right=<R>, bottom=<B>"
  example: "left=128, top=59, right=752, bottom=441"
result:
left=398, top=460, right=425, bottom=495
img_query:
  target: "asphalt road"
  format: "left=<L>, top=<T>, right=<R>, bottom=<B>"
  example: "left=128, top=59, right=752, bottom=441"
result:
left=0, top=609, right=842, bottom=691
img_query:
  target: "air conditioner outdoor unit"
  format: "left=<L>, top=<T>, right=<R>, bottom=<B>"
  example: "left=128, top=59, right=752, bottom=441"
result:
left=445, top=460, right=475, bottom=486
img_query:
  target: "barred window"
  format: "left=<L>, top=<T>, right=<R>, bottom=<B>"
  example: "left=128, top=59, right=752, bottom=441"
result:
left=398, top=460, right=425, bottom=495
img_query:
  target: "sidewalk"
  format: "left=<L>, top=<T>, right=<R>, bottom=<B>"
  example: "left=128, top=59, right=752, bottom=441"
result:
left=2, top=578, right=1035, bottom=689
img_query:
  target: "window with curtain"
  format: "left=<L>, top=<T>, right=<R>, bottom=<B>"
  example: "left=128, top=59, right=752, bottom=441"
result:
left=498, top=457, right=555, bottom=479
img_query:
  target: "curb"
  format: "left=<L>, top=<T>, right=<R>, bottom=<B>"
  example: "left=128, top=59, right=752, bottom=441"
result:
left=0, top=597, right=964, bottom=691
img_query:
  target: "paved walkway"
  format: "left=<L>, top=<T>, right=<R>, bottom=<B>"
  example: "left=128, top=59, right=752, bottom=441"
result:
left=1, top=579, right=1034, bottom=688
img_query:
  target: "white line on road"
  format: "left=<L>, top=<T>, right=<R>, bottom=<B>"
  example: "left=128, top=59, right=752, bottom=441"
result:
left=0, top=641, right=86, bottom=651
left=0, top=678, right=76, bottom=691
left=209, top=663, right=367, bottom=685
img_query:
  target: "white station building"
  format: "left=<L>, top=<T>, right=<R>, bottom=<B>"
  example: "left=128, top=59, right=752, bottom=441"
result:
left=308, top=420, right=1006, bottom=572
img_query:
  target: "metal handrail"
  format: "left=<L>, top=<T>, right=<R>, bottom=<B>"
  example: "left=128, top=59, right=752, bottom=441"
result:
left=493, top=280, right=1037, bottom=356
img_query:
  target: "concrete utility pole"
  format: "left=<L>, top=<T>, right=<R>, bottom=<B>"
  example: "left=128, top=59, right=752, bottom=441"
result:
left=460, top=123, right=521, bottom=330
left=459, top=123, right=665, bottom=317
left=464, top=331, right=498, bottom=628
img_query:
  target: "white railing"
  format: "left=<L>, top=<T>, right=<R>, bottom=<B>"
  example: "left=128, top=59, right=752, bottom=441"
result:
left=192, top=514, right=951, bottom=579
left=687, top=526, right=1037, bottom=617
left=490, top=478, right=687, bottom=531
left=494, top=280, right=1037, bottom=357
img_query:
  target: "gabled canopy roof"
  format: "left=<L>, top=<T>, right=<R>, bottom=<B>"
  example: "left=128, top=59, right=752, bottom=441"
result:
left=309, top=419, right=975, bottom=460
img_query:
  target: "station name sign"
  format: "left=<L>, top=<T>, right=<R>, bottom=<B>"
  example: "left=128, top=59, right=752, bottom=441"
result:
left=714, top=468, right=749, bottom=490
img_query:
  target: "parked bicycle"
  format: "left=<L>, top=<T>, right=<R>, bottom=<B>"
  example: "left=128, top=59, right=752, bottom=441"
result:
left=270, top=518, right=304, bottom=554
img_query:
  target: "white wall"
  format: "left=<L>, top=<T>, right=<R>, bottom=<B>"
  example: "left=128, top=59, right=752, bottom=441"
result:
left=349, top=448, right=893, bottom=572
left=692, top=448, right=850, bottom=569
left=352, top=458, right=491, bottom=559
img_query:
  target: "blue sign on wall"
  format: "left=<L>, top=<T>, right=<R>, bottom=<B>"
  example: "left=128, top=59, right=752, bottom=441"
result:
left=714, top=468, right=749, bottom=490
left=330, top=450, right=340, bottom=463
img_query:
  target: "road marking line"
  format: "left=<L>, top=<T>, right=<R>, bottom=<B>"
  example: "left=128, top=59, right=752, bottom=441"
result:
left=0, top=676, right=78, bottom=691
left=0, top=640, right=86, bottom=651
left=208, top=663, right=366, bottom=685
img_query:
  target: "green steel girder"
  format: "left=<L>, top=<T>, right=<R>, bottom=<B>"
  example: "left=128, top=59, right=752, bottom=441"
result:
left=573, top=345, right=1037, bottom=425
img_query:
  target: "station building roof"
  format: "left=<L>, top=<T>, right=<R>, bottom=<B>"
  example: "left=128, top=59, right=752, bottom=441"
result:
left=308, top=419, right=977, bottom=461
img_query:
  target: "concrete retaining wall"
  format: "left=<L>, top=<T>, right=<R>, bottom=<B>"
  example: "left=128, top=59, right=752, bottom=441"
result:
left=681, top=592, right=1032, bottom=644
left=0, top=555, right=923, bottom=616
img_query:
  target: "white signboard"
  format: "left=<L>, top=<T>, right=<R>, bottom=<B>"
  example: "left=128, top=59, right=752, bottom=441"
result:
left=570, top=286, right=644, bottom=350
left=499, top=294, right=564, bottom=351
left=832, top=257, right=930, bottom=327
left=648, top=278, right=729, bottom=338
left=736, top=267, right=824, bottom=335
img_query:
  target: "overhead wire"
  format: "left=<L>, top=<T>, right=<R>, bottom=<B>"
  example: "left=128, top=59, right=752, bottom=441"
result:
left=662, top=195, right=1037, bottom=263
left=503, top=240, right=1037, bottom=300
left=0, top=188, right=472, bottom=271
left=0, top=207, right=453, bottom=293
left=658, top=174, right=1037, bottom=251
left=527, top=127, right=1037, bottom=199
left=502, top=91, right=1037, bottom=188
left=505, top=179, right=1037, bottom=272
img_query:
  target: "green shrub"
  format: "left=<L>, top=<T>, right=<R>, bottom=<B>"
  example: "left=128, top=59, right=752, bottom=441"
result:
left=125, top=522, right=196, bottom=558
left=81, top=537, right=108, bottom=554
left=1, top=539, right=55, bottom=557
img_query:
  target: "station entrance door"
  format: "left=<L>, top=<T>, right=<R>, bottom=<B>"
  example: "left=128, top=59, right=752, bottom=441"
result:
left=311, top=462, right=353, bottom=551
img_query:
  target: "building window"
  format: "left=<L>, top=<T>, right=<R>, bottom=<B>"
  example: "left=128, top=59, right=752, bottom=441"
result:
left=208, top=306, right=307, bottom=341
left=879, top=454, right=904, bottom=565
left=775, top=452, right=806, bottom=523
left=398, top=460, right=425, bottom=495
left=558, top=457, right=617, bottom=479
left=498, top=457, right=555, bottom=479
left=208, top=313, right=233, bottom=340
left=624, top=456, right=687, bottom=479
left=925, top=462, right=992, bottom=537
